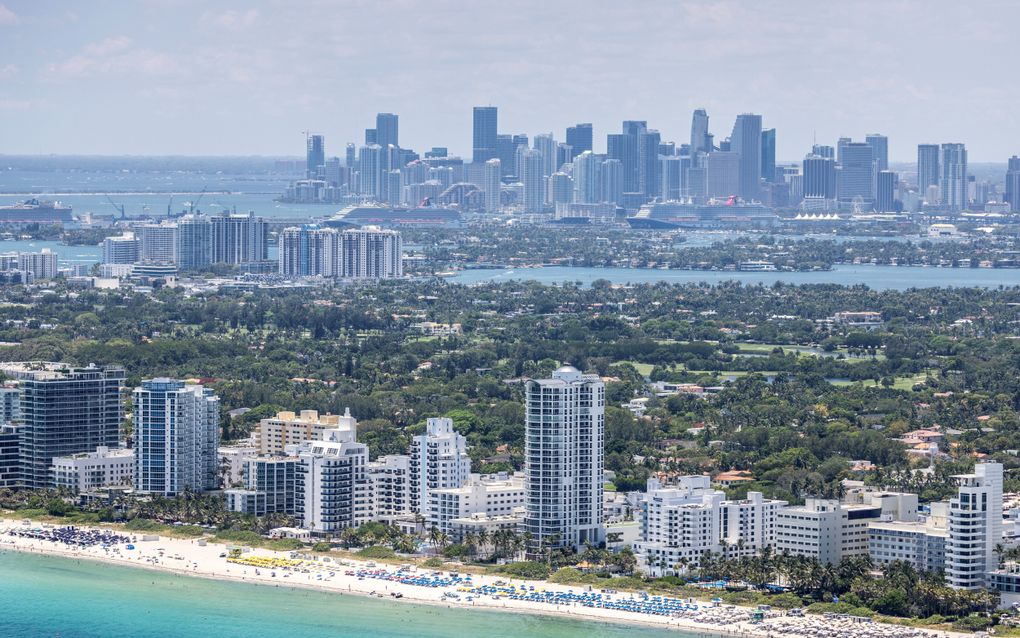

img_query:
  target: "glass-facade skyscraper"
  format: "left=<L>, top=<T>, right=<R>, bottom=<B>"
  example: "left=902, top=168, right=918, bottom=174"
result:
left=472, top=106, right=498, bottom=163
left=730, top=113, right=762, bottom=200
left=565, top=123, right=593, bottom=161
left=761, top=128, right=776, bottom=182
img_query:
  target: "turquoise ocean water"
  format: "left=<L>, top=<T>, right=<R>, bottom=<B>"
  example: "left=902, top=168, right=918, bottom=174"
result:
left=0, top=551, right=711, bottom=638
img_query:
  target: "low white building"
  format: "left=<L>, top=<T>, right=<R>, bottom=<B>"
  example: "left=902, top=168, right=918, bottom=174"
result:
left=868, top=503, right=948, bottom=573
left=432, top=472, right=525, bottom=540
left=775, top=498, right=882, bottom=564
left=219, top=443, right=258, bottom=488
left=51, top=446, right=134, bottom=493
left=634, top=477, right=787, bottom=575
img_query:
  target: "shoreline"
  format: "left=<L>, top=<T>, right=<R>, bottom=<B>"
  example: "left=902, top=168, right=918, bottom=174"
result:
left=1, top=519, right=966, bottom=638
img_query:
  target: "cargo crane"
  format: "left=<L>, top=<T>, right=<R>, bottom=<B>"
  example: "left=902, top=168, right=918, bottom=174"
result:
left=105, top=194, right=126, bottom=219
left=186, top=187, right=207, bottom=215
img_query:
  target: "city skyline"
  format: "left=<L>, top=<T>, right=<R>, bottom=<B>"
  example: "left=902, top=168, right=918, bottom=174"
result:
left=0, top=0, right=1017, bottom=160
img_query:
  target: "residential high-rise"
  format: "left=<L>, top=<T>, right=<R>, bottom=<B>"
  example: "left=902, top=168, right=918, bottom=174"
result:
left=306, top=134, right=325, bottom=178
left=295, top=426, right=371, bottom=534
left=866, top=134, right=889, bottom=172
left=940, top=143, right=968, bottom=211
left=277, top=225, right=338, bottom=277
left=565, top=123, right=593, bottom=161
left=803, top=154, right=837, bottom=200
left=730, top=113, right=762, bottom=200
left=600, top=158, right=623, bottom=205
left=225, top=457, right=299, bottom=517
left=367, top=454, right=412, bottom=522
left=836, top=142, right=875, bottom=208
left=946, top=462, right=1002, bottom=590
left=523, top=365, right=605, bottom=553
left=138, top=222, right=178, bottom=263
left=572, top=151, right=602, bottom=204
left=1006, top=156, right=1020, bottom=212
left=256, top=409, right=354, bottom=456
left=358, top=144, right=384, bottom=199
left=102, top=233, right=140, bottom=264
left=917, top=144, right=941, bottom=197
left=690, top=109, right=710, bottom=154
left=495, top=134, right=516, bottom=177
left=472, top=106, right=498, bottom=163
left=483, top=158, right=501, bottom=213
left=17, top=250, right=59, bottom=279
left=660, top=155, right=684, bottom=201
left=6, top=363, right=125, bottom=489
left=705, top=151, right=741, bottom=198
left=134, top=378, right=219, bottom=496
left=375, top=113, right=399, bottom=149
left=876, top=170, right=897, bottom=212
left=548, top=172, right=574, bottom=205
left=337, top=227, right=403, bottom=279
left=176, top=216, right=212, bottom=270
left=521, top=149, right=544, bottom=213
left=760, top=128, right=776, bottom=182
left=534, top=134, right=558, bottom=179
left=409, top=417, right=471, bottom=523
left=210, top=211, right=268, bottom=265
left=638, top=129, right=661, bottom=200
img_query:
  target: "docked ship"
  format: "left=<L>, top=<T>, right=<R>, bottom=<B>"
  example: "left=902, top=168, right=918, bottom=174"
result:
left=322, top=203, right=461, bottom=229
left=0, top=199, right=74, bottom=224
left=626, top=197, right=775, bottom=229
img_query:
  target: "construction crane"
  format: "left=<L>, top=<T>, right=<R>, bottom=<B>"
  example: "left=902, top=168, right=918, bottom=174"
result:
left=105, top=194, right=126, bottom=218
left=188, top=187, right=207, bottom=215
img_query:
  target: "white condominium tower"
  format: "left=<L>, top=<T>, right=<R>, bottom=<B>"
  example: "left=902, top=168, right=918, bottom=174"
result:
left=134, top=379, right=220, bottom=496
left=523, top=365, right=605, bottom=553
left=409, top=417, right=471, bottom=522
left=295, top=427, right=370, bottom=535
left=946, top=462, right=1003, bottom=590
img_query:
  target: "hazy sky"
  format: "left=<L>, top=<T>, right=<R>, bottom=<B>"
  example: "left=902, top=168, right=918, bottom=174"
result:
left=1, top=0, right=1017, bottom=161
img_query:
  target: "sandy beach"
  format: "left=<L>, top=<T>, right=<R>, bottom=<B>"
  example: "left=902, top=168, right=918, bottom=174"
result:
left=0, top=518, right=968, bottom=638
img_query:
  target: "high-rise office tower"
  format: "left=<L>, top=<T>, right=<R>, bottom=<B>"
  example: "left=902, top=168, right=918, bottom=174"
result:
left=409, top=417, right=470, bottom=522
left=472, top=106, right=498, bottom=163
left=549, top=172, right=574, bottom=205
left=761, top=129, right=776, bottom=182
left=523, top=365, right=605, bottom=554
left=210, top=211, right=268, bottom=265
left=705, top=151, right=741, bottom=199
left=638, top=129, right=661, bottom=199
left=306, top=134, right=325, bottom=178
left=534, top=134, right=558, bottom=178
left=484, top=158, right=501, bottom=213
left=607, top=130, right=640, bottom=194
left=812, top=144, right=835, bottom=160
left=495, top=134, right=516, bottom=177
left=1006, top=156, right=1020, bottom=212
left=876, top=170, right=897, bottom=212
left=946, top=462, right=1002, bottom=590
left=660, top=155, right=684, bottom=201
left=866, top=134, right=889, bottom=172
left=345, top=143, right=357, bottom=170
left=565, top=123, right=593, bottom=160
left=134, top=378, right=219, bottom=496
left=940, top=143, right=968, bottom=211
left=690, top=109, right=710, bottom=154
left=803, top=155, right=837, bottom=200
left=730, top=114, right=762, bottom=200
left=521, top=149, right=544, bottom=213
left=9, top=363, right=125, bottom=489
left=364, top=128, right=377, bottom=145
left=836, top=142, right=875, bottom=207
left=917, top=144, right=940, bottom=196
left=375, top=113, right=399, bottom=149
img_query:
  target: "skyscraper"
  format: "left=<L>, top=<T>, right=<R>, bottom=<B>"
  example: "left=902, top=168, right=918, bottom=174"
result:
left=940, top=143, right=968, bottom=211
left=601, top=158, right=623, bottom=205
left=375, top=113, right=399, bottom=149
left=296, top=425, right=370, bottom=533
left=876, top=170, right=897, bottom=212
left=571, top=151, right=602, bottom=203
left=210, top=211, right=268, bottom=265
left=812, top=144, right=835, bottom=159
left=565, top=123, right=593, bottom=160
left=472, top=106, right=498, bottom=163
left=660, top=155, right=684, bottom=201
left=134, top=378, right=219, bottom=496
left=176, top=215, right=211, bottom=270
left=358, top=144, right=384, bottom=199
left=534, top=134, right=558, bottom=178
left=761, top=129, right=776, bottom=183
left=690, top=109, right=710, bottom=154
left=607, top=130, right=639, bottom=194
left=521, top=148, right=544, bottom=213
left=484, top=158, right=501, bottom=213
left=705, top=151, right=741, bottom=198
left=836, top=142, right=875, bottom=207
left=730, top=114, right=762, bottom=200
left=917, top=144, right=941, bottom=196
left=803, top=154, right=837, bottom=200
left=865, top=134, right=889, bottom=172
left=306, top=134, right=325, bottom=178
left=9, top=363, right=125, bottom=489
left=523, top=365, right=605, bottom=554
left=638, top=129, right=661, bottom=200
left=1006, top=156, right=1020, bottom=213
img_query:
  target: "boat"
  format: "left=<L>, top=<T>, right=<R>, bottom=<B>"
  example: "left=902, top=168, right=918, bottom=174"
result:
left=0, top=199, right=74, bottom=224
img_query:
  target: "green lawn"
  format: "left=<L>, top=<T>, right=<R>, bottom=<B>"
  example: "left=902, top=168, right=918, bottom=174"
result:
left=615, top=361, right=654, bottom=376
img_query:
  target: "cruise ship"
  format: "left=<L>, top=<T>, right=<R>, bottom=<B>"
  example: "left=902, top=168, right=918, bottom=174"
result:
left=626, top=198, right=775, bottom=229
left=0, top=199, right=74, bottom=224
left=322, top=203, right=461, bottom=229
